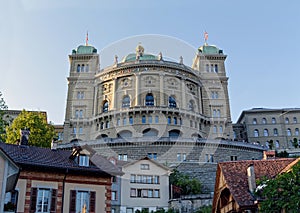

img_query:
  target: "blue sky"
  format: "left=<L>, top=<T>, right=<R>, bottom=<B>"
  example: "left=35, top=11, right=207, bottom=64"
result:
left=1, top=0, right=300, bottom=124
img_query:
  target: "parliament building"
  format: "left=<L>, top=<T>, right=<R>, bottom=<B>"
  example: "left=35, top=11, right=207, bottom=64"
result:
left=60, top=39, right=264, bottom=193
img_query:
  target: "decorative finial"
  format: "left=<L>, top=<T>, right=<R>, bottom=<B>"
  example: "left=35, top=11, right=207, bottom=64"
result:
left=136, top=43, right=144, bottom=57
left=158, top=52, right=163, bottom=60
left=204, top=31, right=208, bottom=44
left=179, top=56, right=183, bottom=64
left=86, top=31, right=89, bottom=46
left=114, top=55, right=118, bottom=64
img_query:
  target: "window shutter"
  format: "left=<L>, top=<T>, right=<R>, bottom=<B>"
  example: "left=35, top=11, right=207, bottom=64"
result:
left=69, top=190, right=76, bottom=213
left=50, top=189, right=57, bottom=213
left=89, top=191, right=96, bottom=213
left=30, top=188, right=37, bottom=213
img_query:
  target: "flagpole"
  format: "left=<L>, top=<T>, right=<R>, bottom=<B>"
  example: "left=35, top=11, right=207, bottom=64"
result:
left=86, top=31, right=89, bottom=46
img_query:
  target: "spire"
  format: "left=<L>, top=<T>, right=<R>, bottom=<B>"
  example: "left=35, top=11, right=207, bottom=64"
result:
left=85, top=31, right=89, bottom=46
left=204, top=31, right=208, bottom=45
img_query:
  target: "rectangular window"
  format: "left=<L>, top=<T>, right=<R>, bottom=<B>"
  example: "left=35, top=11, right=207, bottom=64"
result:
left=141, top=164, right=150, bottom=170
left=79, top=155, right=89, bottom=166
left=147, top=176, right=152, bottom=184
left=76, top=191, right=90, bottom=213
left=36, top=188, right=51, bottom=212
left=177, top=153, right=181, bottom=161
left=154, top=176, right=160, bottom=184
left=77, top=91, right=84, bottom=99
left=148, top=189, right=153, bottom=198
left=148, top=116, right=152, bottom=124
left=130, top=174, right=136, bottom=183
left=154, top=189, right=160, bottom=198
left=155, top=116, right=159, bottom=123
left=117, top=118, right=120, bottom=126
left=112, top=191, right=117, bottom=201
left=130, top=188, right=137, bottom=197
left=230, top=156, right=237, bottom=161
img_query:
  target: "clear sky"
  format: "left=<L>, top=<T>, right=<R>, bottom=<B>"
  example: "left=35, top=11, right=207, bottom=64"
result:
left=1, top=0, right=300, bottom=124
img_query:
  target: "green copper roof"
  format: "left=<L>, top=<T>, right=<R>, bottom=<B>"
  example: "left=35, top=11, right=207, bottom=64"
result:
left=198, top=44, right=223, bottom=55
left=72, top=45, right=97, bottom=54
left=122, top=53, right=157, bottom=62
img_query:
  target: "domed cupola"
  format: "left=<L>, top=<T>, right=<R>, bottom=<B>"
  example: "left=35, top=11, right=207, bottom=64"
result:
left=198, top=43, right=223, bottom=55
left=121, top=44, right=158, bottom=62
left=72, top=45, right=97, bottom=54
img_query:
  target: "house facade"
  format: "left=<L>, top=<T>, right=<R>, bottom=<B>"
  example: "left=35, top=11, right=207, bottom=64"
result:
left=115, top=157, right=171, bottom=213
left=0, top=142, right=122, bottom=213
left=212, top=157, right=299, bottom=213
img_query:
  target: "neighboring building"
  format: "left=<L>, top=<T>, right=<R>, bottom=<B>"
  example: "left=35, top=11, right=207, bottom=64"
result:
left=63, top=41, right=233, bottom=142
left=0, top=147, right=19, bottom=212
left=119, top=157, right=171, bottom=213
left=233, top=108, right=300, bottom=150
left=212, top=156, right=299, bottom=213
left=2, top=110, right=47, bottom=126
left=0, top=141, right=122, bottom=213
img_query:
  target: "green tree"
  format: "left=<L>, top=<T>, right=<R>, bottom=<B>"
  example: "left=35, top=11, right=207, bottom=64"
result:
left=170, top=169, right=202, bottom=195
left=292, top=138, right=299, bottom=148
left=256, top=161, right=300, bottom=212
left=268, top=140, right=274, bottom=150
left=6, top=110, right=56, bottom=147
left=0, top=92, right=8, bottom=142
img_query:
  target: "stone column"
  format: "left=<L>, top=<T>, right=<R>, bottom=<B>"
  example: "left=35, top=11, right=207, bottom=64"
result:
left=159, top=73, right=164, bottom=106
left=93, top=84, right=98, bottom=116
left=181, top=78, right=186, bottom=109
left=112, top=78, right=117, bottom=109
left=135, top=73, right=141, bottom=106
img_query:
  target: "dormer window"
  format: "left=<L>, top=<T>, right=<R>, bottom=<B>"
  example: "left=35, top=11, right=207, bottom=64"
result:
left=79, top=155, right=89, bottom=166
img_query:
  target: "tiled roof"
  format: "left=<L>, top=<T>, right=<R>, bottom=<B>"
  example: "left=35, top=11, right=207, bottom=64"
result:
left=218, top=158, right=298, bottom=207
left=0, top=142, right=110, bottom=175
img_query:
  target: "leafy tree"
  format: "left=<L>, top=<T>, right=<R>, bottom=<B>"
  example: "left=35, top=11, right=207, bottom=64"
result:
left=6, top=110, right=56, bottom=147
left=276, top=150, right=289, bottom=158
left=0, top=92, right=8, bottom=142
left=268, top=140, right=274, bottom=150
left=256, top=161, right=300, bottom=212
left=170, top=169, right=202, bottom=195
left=292, top=138, right=299, bottom=148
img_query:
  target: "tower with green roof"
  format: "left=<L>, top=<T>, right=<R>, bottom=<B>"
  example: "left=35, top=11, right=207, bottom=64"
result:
left=192, top=42, right=233, bottom=139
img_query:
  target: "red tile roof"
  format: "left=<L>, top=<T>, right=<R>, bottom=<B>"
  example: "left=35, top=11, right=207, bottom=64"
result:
left=218, top=158, right=298, bottom=207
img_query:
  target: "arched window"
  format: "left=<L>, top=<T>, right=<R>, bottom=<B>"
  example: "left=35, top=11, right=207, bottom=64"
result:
left=285, top=117, right=289, bottom=124
left=263, top=129, right=269, bottom=137
left=169, top=130, right=180, bottom=137
left=169, top=96, right=177, bottom=108
left=287, top=128, right=292, bottom=136
left=100, top=122, right=104, bottom=129
left=211, top=64, right=214, bottom=72
left=295, top=128, right=299, bottom=136
left=272, top=117, right=276, bottom=124
left=174, top=117, right=177, bottom=125
left=213, top=109, right=217, bottom=117
left=168, top=116, right=171, bottom=124
left=103, top=101, right=109, bottom=112
left=145, top=93, right=154, bottom=106
left=262, top=118, right=267, bottom=124
left=81, top=64, right=85, bottom=72
left=122, top=95, right=130, bottom=108
left=123, top=117, right=127, bottom=125
left=142, top=115, right=146, bottom=124
left=219, top=125, right=223, bottom=133
left=148, top=116, right=152, bottom=124
left=213, top=125, right=217, bottom=133
left=275, top=140, right=280, bottom=148
left=188, top=100, right=194, bottom=111
left=214, top=64, right=218, bottom=73
left=105, top=121, right=110, bottom=128
left=253, top=118, right=257, bottom=124
left=217, top=109, right=221, bottom=118
left=206, top=64, right=209, bottom=72
left=273, top=128, right=278, bottom=136
left=129, top=116, right=133, bottom=125
left=265, top=141, right=269, bottom=149
left=254, top=129, right=259, bottom=137
left=85, top=64, right=89, bottom=72
left=293, top=117, right=297, bottom=123
left=77, top=64, right=81, bottom=72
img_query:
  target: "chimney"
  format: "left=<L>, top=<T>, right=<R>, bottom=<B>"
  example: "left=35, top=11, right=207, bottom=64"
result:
left=20, top=128, right=30, bottom=146
left=247, top=164, right=256, bottom=193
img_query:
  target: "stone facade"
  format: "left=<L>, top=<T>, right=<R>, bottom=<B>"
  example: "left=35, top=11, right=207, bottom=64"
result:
left=63, top=42, right=233, bottom=143
left=233, top=108, right=300, bottom=150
